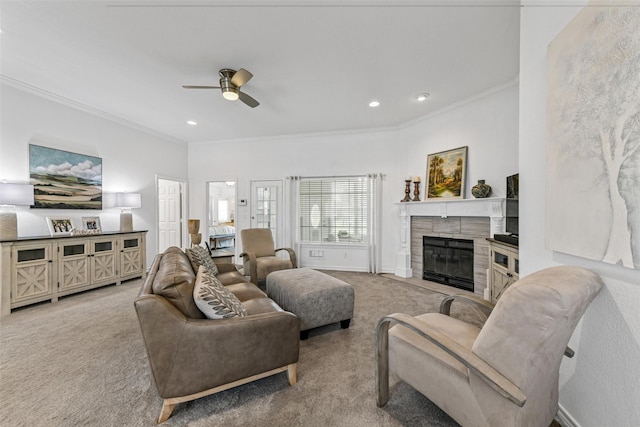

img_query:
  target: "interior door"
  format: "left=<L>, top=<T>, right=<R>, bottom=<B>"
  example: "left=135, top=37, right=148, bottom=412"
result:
left=158, top=178, right=183, bottom=252
left=250, top=180, right=283, bottom=247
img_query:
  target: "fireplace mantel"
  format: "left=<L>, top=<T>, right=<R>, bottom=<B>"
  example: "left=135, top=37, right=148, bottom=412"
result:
left=395, top=197, right=506, bottom=278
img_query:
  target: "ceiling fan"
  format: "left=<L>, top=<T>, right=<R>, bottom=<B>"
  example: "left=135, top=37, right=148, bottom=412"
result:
left=182, top=68, right=260, bottom=108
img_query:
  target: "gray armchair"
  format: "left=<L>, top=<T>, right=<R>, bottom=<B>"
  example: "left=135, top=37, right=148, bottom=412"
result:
left=240, top=228, right=297, bottom=285
left=376, top=266, right=603, bottom=427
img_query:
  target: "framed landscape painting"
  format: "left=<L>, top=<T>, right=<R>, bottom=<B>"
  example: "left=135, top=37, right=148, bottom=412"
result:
left=426, top=146, right=467, bottom=199
left=29, top=145, right=102, bottom=209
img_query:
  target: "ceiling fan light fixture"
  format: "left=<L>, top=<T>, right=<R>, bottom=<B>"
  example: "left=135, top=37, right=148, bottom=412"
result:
left=220, top=75, right=239, bottom=101
left=222, top=88, right=239, bottom=101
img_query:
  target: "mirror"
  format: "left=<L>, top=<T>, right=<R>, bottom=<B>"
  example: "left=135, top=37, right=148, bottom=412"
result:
left=206, top=181, right=237, bottom=252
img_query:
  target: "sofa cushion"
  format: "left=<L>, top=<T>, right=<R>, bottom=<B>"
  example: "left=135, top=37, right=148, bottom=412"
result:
left=186, top=245, right=219, bottom=276
left=194, top=266, right=247, bottom=319
left=217, top=270, right=249, bottom=286
left=152, top=247, right=205, bottom=319
left=242, top=298, right=285, bottom=315
left=225, top=282, right=268, bottom=302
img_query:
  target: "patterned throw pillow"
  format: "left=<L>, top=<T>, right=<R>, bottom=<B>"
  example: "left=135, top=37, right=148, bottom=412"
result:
left=193, top=266, right=247, bottom=319
left=186, top=245, right=219, bottom=276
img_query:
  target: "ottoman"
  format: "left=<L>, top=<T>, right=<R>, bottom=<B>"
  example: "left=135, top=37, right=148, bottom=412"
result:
left=266, top=268, right=355, bottom=340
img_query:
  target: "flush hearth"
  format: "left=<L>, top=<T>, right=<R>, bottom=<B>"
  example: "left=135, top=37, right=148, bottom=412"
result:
left=422, top=236, right=474, bottom=292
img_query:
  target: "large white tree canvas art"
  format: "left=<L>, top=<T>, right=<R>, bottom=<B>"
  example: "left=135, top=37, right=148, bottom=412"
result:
left=547, top=5, right=640, bottom=269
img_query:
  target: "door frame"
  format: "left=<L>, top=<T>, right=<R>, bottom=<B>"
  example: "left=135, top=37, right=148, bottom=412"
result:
left=156, top=175, right=187, bottom=253
left=250, top=179, right=284, bottom=247
left=206, top=179, right=238, bottom=256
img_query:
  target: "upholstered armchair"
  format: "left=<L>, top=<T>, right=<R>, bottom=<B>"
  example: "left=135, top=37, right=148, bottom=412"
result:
left=376, top=266, right=603, bottom=427
left=240, top=228, right=297, bottom=285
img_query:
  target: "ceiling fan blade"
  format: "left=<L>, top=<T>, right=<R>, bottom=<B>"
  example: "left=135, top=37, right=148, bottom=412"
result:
left=182, top=85, right=221, bottom=89
left=231, top=68, right=253, bottom=87
left=238, top=91, right=260, bottom=108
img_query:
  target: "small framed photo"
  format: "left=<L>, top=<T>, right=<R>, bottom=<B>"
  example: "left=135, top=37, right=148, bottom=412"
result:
left=46, top=217, right=75, bottom=236
left=82, top=216, right=101, bottom=232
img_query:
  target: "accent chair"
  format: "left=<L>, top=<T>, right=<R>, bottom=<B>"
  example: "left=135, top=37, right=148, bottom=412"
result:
left=240, top=228, right=297, bottom=285
left=376, top=266, right=603, bottom=427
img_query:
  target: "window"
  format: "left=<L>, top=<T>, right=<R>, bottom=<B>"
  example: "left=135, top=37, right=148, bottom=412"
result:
left=298, top=177, right=368, bottom=245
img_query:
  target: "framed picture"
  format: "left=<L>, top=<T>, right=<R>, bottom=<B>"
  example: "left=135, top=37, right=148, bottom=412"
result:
left=426, top=146, right=468, bottom=199
left=82, top=216, right=101, bottom=232
left=29, top=144, right=102, bottom=210
left=46, top=217, right=75, bottom=236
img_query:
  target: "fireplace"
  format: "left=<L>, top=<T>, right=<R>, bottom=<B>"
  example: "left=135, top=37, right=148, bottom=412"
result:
left=422, top=236, right=474, bottom=292
left=396, top=199, right=507, bottom=297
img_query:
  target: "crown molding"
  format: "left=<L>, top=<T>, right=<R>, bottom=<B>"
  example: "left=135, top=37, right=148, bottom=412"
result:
left=190, top=76, right=519, bottom=146
left=0, top=75, right=186, bottom=145
left=399, top=75, right=519, bottom=130
left=188, top=123, right=397, bottom=146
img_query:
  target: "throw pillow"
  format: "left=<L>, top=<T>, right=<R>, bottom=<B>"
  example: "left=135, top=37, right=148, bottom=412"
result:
left=186, top=245, right=219, bottom=276
left=193, top=266, right=247, bottom=319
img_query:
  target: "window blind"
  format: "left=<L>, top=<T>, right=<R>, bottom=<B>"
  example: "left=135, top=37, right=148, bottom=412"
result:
left=298, top=177, right=368, bottom=245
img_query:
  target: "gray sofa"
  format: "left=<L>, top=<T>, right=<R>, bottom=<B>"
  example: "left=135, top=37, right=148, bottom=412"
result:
left=134, top=246, right=300, bottom=423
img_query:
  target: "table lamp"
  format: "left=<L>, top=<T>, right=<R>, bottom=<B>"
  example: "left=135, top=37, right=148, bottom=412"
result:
left=0, top=183, right=35, bottom=241
left=114, top=192, right=141, bottom=232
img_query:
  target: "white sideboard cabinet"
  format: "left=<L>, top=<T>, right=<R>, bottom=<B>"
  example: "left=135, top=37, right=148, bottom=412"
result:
left=0, top=231, right=146, bottom=316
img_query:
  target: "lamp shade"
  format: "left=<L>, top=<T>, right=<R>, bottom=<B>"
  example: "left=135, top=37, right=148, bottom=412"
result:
left=0, top=183, right=34, bottom=206
left=114, top=193, right=141, bottom=209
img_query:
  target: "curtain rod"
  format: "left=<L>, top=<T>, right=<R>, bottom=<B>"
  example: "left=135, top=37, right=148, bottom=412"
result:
left=287, top=173, right=384, bottom=179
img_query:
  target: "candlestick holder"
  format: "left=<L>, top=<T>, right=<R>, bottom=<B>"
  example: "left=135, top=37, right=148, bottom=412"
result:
left=412, top=181, right=420, bottom=201
left=401, top=179, right=412, bottom=202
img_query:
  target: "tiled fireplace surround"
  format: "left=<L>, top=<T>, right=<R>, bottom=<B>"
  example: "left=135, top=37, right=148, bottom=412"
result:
left=395, top=198, right=507, bottom=297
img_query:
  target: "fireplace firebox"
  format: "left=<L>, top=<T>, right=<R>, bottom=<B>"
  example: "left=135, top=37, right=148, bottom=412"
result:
left=422, top=236, right=474, bottom=291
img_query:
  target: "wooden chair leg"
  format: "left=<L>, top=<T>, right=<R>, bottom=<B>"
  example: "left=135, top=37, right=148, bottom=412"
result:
left=158, top=401, right=175, bottom=424
left=287, top=363, right=297, bottom=385
left=376, top=317, right=391, bottom=407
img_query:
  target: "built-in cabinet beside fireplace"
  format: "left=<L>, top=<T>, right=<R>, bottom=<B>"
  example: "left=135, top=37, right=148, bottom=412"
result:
left=487, top=238, right=519, bottom=303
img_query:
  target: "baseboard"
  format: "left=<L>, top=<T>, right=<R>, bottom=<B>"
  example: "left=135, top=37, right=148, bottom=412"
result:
left=556, top=403, right=580, bottom=427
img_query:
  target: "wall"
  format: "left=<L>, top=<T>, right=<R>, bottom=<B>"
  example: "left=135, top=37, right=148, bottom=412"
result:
left=188, top=81, right=519, bottom=273
left=520, top=4, right=640, bottom=425
left=0, top=83, right=189, bottom=267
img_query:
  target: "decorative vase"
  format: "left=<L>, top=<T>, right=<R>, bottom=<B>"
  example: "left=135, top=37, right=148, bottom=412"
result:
left=191, top=233, right=202, bottom=246
left=187, top=219, right=200, bottom=234
left=471, top=180, right=492, bottom=198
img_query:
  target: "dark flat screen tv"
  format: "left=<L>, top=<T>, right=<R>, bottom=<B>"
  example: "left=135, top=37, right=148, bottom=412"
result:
left=506, top=173, right=519, bottom=199
left=494, top=175, right=519, bottom=246
left=505, top=199, right=518, bottom=236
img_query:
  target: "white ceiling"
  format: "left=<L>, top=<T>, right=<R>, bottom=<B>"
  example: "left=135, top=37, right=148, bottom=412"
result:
left=0, top=1, right=520, bottom=143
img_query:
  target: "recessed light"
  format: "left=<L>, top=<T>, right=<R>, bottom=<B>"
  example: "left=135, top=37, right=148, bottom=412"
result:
left=187, top=120, right=197, bottom=126
left=417, top=93, right=430, bottom=102
left=369, top=100, right=380, bottom=108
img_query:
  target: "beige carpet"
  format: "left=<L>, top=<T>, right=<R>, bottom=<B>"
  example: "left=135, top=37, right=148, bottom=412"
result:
left=0, top=271, right=486, bottom=427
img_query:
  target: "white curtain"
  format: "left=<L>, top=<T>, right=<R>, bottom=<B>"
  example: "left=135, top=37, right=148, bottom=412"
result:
left=284, top=176, right=301, bottom=255
left=367, top=173, right=383, bottom=273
